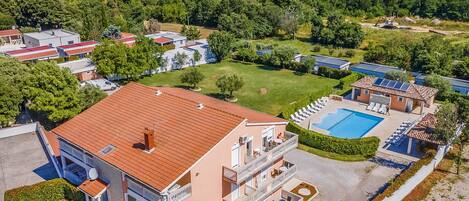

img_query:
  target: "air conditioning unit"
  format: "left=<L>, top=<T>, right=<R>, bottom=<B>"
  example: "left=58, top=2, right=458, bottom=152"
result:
left=239, top=136, right=248, bottom=144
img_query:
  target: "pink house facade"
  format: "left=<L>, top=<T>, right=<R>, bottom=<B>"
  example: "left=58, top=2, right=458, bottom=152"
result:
left=50, top=83, right=298, bottom=201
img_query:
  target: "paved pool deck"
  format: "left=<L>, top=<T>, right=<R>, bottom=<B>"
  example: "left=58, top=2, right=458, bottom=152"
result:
left=297, top=97, right=437, bottom=161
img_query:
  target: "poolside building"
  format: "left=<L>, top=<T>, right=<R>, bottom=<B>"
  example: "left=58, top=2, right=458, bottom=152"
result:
left=350, top=62, right=405, bottom=78
left=50, top=83, right=298, bottom=201
left=313, top=55, right=351, bottom=70
left=351, top=77, right=438, bottom=114
left=415, top=74, right=469, bottom=96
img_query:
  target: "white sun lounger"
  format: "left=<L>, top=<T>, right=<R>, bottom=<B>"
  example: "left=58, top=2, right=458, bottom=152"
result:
left=293, top=113, right=305, bottom=121
left=301, top=108, right=313, bottom=116
left=306, top=105, right=317, bottom=113
left=315, top=101, right=324, bottom=108
left=309, top=104, right=321, bottom=111
left=321, top=97, right=329, bottom=103
left=367, top=102, right=375, bottom=110
left=378, top=105, right=387, bottom=114
left=372, top=103, right=381, bottom=112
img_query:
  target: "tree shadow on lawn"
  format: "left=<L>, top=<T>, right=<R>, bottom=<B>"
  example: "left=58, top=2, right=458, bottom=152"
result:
left=255, top=65, right=281, bottom=71
left=206, top=92, right=226, bottom=100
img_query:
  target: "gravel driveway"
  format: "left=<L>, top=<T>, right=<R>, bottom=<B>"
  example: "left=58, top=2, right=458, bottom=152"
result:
left=285, top=149, right=407, bottom=201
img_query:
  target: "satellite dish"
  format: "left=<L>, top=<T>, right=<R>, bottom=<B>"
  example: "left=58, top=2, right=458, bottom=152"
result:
left=88, top=168, right=98, bottom=180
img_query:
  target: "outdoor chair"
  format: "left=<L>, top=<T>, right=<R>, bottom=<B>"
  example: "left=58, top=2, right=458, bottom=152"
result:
left=367, top=102, right=375, bottom=110
left=372, top=103, right=381, bottom=112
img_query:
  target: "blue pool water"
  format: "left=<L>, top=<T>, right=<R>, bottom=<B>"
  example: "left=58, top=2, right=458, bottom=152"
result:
left=313, top=108, right=383, bottom=138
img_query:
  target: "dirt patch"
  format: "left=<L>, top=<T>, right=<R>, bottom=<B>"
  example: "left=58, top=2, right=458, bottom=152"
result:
left=161, top=23, right=216, bottom=39
left=407, top=145, right=469, bottom=201
left=259, top=88, right=268, bottom=95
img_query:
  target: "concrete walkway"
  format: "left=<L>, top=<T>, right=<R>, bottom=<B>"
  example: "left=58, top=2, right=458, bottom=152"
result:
left=285, top=149, right=408, bottom=201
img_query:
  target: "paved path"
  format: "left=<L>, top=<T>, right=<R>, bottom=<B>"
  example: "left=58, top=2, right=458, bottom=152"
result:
left=0, top=132, right=58, bottom=201
left=285, top=149, right=407, bottom=201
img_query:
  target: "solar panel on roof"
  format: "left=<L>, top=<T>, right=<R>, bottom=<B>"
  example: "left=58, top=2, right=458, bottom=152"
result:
left=381, top=79, right=390, bottom=86
left=394, top=82, right=403, bottom=89
left=400, top=83, right=410, bottom=91
left=372, top=78, right=410, bottom=92
left=387, top=80, right=397, bottom=88
left=374, top=78, right=383, bottom=85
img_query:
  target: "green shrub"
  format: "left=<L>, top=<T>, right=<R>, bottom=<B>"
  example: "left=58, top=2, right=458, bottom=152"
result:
left=316, top=66, right=351, bottom=79
left=287, top=123, right=380, bottom=156
left=345, top=50, right=356, bottom=57
left=337, top=51, right=344, bottom=57
left=328, top=48, right=335, bottom=56
left=162, top=44, right=176, bottom=51
left=233, top=47, right=258, bottom=62
left=312, top=45, right=321, bottom=52
left=4, top=178, right=85, bottom=201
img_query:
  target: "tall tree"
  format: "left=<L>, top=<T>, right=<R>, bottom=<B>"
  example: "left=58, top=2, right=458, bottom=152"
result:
left=432, top=103, right=458, bottom=144
left=424, top=74, right=452, bottom=100
left=91, top=40, right=128, bottom=77
left=26, top=62, right=84, bottom=122
left=216, top=74, right=244, bottom=101
left=180, top=68, right=205, bottom=90
left=207, top=31, right=235, bottom=61
left=0, top=77, right=22, bottom=127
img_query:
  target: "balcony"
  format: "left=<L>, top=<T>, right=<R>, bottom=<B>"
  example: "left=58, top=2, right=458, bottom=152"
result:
left=167, top=183, right=192, bottom=201
left=236, top=161, right=297, bottom=201
left=223, top=132, right=298, bottom=184
left=63, top=163, right=87, bottom=185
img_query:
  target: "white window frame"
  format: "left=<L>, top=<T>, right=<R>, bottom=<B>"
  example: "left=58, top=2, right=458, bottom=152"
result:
left=231, top=143, right=240, bottom=168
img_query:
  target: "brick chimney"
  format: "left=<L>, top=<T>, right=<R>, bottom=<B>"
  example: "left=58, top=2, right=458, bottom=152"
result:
left=144, top=127, right=156, bottom=153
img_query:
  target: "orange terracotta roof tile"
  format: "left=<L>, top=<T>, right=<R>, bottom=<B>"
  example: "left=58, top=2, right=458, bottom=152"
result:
left=78, top=179, right=108, bottom=198
left=15, top=50, right=58, bottom=61
left=53, top=83, right=261, bottom=191
left=407, top=113, right=443, bottom=144
left=44, top=130, right=60, bottom=157
left=351, top=77, right=438, bottom=103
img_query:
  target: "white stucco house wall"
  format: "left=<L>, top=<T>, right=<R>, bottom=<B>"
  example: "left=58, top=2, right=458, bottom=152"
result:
left=23, top=29, right=80, bottom=48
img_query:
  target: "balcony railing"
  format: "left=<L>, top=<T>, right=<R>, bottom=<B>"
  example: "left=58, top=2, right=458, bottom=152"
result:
left=167, top=184, right=192, bottom=201
left=236, top=162, right=296, bottom=201
left=223, top=132, right=298, bottom=184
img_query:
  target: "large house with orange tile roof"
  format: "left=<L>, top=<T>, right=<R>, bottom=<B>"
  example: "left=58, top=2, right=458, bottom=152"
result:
left=351, top=77, right=438, bottom=114
left=50, top=82, right=298, bottom=201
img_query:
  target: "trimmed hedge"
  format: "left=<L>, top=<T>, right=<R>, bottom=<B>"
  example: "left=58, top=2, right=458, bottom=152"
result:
left=317, top=66, right=351, bottom=79
left=288, top=123, right=380, bottom=156
left=4, top=178, right=85, bottom=201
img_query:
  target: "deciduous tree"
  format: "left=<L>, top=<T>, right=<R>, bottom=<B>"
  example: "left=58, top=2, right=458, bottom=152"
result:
left=216, top=74, right=244, bottom=100
left=180, top=68, right=205, bottom=90
left=207, top=31, right=235, bottom=61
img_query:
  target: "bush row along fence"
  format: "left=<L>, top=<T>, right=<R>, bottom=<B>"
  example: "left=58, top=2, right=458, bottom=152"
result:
left=4, top=178, right=85, bottom=201
left=376, top=125, right=464, bottom=201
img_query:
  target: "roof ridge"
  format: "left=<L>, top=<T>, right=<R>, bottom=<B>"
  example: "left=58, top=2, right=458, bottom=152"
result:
left=129, top=82, right=247, bottom=121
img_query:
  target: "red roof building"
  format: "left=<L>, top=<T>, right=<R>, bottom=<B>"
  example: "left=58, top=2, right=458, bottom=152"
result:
left=0, top=29, right=22, bottom=45
left=57, top=41, right=97, bottom=57
left=51, top=83, right=297, bottom=201
left=153, top=37, right=172, bottom=45
left=5, top=45, right=58, bottom=62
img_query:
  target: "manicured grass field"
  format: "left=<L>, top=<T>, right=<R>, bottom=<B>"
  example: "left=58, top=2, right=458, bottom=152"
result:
left=139, top=61, right=339, bottom=115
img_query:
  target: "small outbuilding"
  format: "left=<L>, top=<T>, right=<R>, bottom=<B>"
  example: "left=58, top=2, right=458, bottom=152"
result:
left=313, top=55, right=350, bottom=70
left=350, top=62, right=405, bottom=78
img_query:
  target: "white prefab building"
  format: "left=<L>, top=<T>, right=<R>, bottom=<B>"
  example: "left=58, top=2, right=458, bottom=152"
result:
left=145, top=32, right=187, bottom=48
left=159, top=39, right=216, bottom=72
left=23, top=29, right=80, bottom=48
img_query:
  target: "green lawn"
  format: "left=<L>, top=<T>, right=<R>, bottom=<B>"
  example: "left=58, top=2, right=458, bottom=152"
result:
left=139, top=61, right=339, bottom=115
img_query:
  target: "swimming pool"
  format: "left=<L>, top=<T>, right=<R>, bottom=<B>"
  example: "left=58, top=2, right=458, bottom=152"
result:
left=312, top=108, right=383, bottom=138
